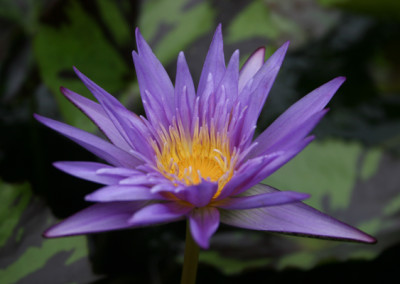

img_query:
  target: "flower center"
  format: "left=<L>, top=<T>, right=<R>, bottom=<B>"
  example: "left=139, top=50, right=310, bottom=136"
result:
left=152, top=118, right=236, bottom=195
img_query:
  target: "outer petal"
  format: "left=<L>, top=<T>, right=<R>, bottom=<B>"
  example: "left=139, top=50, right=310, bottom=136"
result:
left=236, top=136, right=315, bottom=193
left=53, top=161, right=121, bottom=185
left=132, top=52, right=173, bottom=127
left=216, top=152, right=279, bottom=200
left=237, top=42, right=289, bottom=140
left=197, top=24, right=225, bottom=97
left=174, top=181, right=219, bottom=207
left=44, top=201, right=145, bottom=237
left=128, top=202, right=192, bottom=226
left=238, top=47, right=265, bottom=93
left=175, top=52, right=196, bottom=114
left=135, top=28, right=174, bottom=110
left=215, top=50, right=239, bottom=111
left=189, top=207, right=220, bottom=249
left=34, top=114, right=141, bottom=168
left=85, top=185, right=166, bottom=202
left=60, top=87, right=131, bottom=152
left=215, top=191, right=310, bottom=210
left=73, top=67, right=154, bottom=159
left=220, top=184, right=376, bottom=243
left=252, top=109, right=328, bottom=156
left=249, top=77, right=345, bottom=158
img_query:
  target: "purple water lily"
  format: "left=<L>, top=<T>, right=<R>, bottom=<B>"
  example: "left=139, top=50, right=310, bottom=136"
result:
left=35, top=25, right=375, bottom=249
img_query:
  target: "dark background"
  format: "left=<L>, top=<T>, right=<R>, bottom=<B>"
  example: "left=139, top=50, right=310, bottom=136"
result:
left=1, top=0, right=399, bottom=283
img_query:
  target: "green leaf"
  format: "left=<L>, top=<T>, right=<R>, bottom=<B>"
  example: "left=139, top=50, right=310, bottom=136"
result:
left=97, top=0, right=131, bottom=46
left=265, top=140, right=364, bottom=210
left=33, top=0, right=128, bottom=131
left=0, top=237, right=88, bottom=284
left=0, top=180, right=32, bottom=248
left=0, top=181, right=90, bottom=283
left=226, top=0, right=301, bottom=44
left=139, top=0, right=216, bottom=64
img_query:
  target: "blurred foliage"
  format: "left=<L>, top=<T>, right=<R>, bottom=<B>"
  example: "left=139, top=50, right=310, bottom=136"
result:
left=1, top=0, right=400, bottom=283
left=139, top=0, right=216, bottom=65
left=33, top=0, right=129, bottom=132
left=319, top=0, right=400, bottom=20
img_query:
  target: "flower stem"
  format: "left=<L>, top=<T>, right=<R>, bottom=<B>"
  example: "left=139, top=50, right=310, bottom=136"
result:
left=180, top=220, right=200, bottom=284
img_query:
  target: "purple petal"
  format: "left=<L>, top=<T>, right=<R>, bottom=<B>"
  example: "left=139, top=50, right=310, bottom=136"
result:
left=251, top=109, right=328, bottom=157
left=133, top=28, right=174, bottom=127
left=216, top=153, right=279, bottom=200
left=44, top=201, right=145, bottom=237
left=238, top=42, right=289, bottom=139
left=73, top=68, right=154, bottom=159
left=135, top=28, right=174, bottom=107
left=237, top=136, right=315, bottom=192
left=96, top=167, right=139, bottom=177
left=189, top=207, right=220, bottom=249
left=132, top=52, right=173, bottom=127
left=216, top=50, right=239, bottom=109
left=238, top=47, right=265, bottom=93
left=220, top=184, right=376, bottom=243
left=128, top=202, right=192, bottom=226
left=119, top=174, right=168, bottom=186
left=34, top=114, right=141, bottom=168
left=197, top=24, right=225, bottom=97
left=219, top=137, right=313, bottom=200
left=85, top=185, right=165, bottom=202
left=250, top=77, right=345, bottom=158
left=174, top=181, right=219, bottom=207
left=60, top=87, right=131, bottom=152
left=175, top=52, right=195, bottom=117
left=53, top=161, right=122, bottom=185
left=215, top=191, right=310, bottom=210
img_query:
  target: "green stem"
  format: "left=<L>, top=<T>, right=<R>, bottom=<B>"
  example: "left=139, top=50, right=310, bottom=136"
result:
left=180, top=221, right=200, bottom=284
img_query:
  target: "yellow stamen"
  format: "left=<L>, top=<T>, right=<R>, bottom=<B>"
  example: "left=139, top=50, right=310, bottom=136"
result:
left=152, top=118, right=236, bottom=198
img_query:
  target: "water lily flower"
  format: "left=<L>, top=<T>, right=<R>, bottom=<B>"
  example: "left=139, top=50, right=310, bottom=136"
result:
left=35, top=25, right=375, bottom=251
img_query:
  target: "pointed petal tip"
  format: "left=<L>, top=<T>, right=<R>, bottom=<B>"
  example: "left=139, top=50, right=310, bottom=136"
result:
left=189, top=207, right=220, bottom=250
left=196, top=236, right=210, bottom=249
left=42, top=228, right=56, bottom=238
left=72, top=66, right=86, bottom=80
left=33, top=113, right=41, bottom=121
left=177, top=51, right=186, bottom=63
left=42, top=223, right=78, bottom=238
left=278, top=41, right=290, bottom=54
left=135, top=27, right=142, bottom=40
left=360, top=234, right=377, bottom=244
left=59, top=86, right=75, bottom=99
left=84, top=194, right=95, bottom=202
left=333, top=76, right=346, bottom=85
left=255, top=46, right=266, bottom=52
left=135, top=27, right=150, bottom=55
left=213, top=23, right=223, bottom=39
left=253, top=47, right=266, bottom=59
left=292, top=192, right=311, bottom=200
left=33, top=113, right=50, bottom=125
left=52, top=161, right=63, bottom=170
